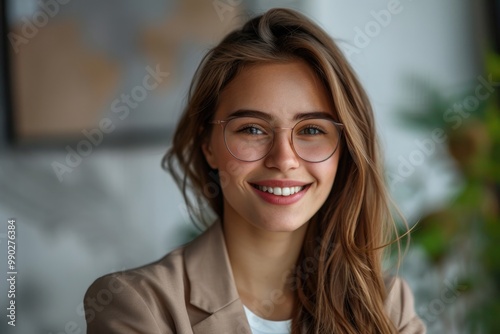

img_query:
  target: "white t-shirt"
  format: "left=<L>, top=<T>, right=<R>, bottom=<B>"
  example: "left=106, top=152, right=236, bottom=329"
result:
left=243, top=305, right=292, bottom=334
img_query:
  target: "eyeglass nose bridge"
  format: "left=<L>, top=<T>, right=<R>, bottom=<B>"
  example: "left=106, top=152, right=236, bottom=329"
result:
left=264, top=126, right=299, bottom=159
left=270, top=126, right=295, bottom=143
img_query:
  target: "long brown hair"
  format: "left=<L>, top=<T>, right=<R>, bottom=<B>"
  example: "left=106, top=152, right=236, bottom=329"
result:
left=163, top=7, right=400, bottom=333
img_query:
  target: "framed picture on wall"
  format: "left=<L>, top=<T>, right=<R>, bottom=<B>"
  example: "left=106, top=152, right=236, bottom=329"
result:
left=1, top=0, right=244, bottom=148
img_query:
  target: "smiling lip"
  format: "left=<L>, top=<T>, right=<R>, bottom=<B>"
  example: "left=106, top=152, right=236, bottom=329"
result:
left=249, top=180, right=311, bottom=205
left=251, top=180, right=310, bottom=187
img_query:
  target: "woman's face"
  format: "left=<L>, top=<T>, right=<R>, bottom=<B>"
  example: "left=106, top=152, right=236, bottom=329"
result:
left=203, top=60, right=340, bottom=233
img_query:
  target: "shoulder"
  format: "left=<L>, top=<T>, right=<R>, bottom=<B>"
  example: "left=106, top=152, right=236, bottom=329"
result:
left=84, top=247, right=187, bottom=333
left=384, top=276, right=427, bottom=334
left=83, top=224, right=224, bottom=334
left=83, top=221, right=232, bottom=333
left=86, top=246, right=186, bottom=298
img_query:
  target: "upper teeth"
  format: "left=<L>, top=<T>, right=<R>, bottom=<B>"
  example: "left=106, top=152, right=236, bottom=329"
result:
left=255, top=185, right=304, bottom=196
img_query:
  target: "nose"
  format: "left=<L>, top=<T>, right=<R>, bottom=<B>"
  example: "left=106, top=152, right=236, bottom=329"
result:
left=263, top=129, right=300, bottom=171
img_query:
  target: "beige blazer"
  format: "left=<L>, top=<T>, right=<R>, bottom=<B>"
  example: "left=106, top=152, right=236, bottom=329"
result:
left=84, top=220, right=426, bottom=333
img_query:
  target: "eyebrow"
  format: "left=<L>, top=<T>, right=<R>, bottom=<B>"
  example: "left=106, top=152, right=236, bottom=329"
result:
left=225, top=109, right=335, bottom=121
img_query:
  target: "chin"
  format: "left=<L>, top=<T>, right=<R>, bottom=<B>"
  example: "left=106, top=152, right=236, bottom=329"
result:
left=252, top=217, right=308, bottom=233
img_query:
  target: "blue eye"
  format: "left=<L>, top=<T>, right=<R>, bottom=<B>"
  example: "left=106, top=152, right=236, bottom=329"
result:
left=298, top=126, right=325, bottom=136
left=237, top=125, right=266, bottom=135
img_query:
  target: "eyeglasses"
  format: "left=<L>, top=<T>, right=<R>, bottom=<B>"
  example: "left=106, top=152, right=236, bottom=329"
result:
left=209, top=116, right=343, bottom=163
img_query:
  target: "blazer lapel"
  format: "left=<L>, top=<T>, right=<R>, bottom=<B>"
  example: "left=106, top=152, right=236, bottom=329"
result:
left=184, top=220, right=252, bottom=334
left=192, top=299, right=252, bottom=334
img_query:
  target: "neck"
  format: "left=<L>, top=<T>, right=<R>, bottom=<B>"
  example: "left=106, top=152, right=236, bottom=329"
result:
left=222, top=211, right=308, bottom=320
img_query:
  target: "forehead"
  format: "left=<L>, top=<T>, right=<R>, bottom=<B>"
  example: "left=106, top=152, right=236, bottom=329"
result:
left=215, top=60, right=335, bottom=122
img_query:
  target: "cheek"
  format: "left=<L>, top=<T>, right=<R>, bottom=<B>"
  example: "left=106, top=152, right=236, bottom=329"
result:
left=310, top=158, right=339, bottom=191
left=215, top=154, right=252, bottom=193
left=207, top=133, right=232, bottom=169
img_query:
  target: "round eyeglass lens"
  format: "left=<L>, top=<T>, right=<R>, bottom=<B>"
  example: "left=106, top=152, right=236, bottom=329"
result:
left=291, top=118, right=340, bottom=162
left=224, top=117, right=273, bottom=162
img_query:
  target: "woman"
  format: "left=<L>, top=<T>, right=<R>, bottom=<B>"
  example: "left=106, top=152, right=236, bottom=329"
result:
left=84, top=8, right=426, bottom=334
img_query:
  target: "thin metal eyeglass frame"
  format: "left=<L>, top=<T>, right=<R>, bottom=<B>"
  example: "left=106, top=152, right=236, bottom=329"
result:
left=209, top=116, right=344, bottom=163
